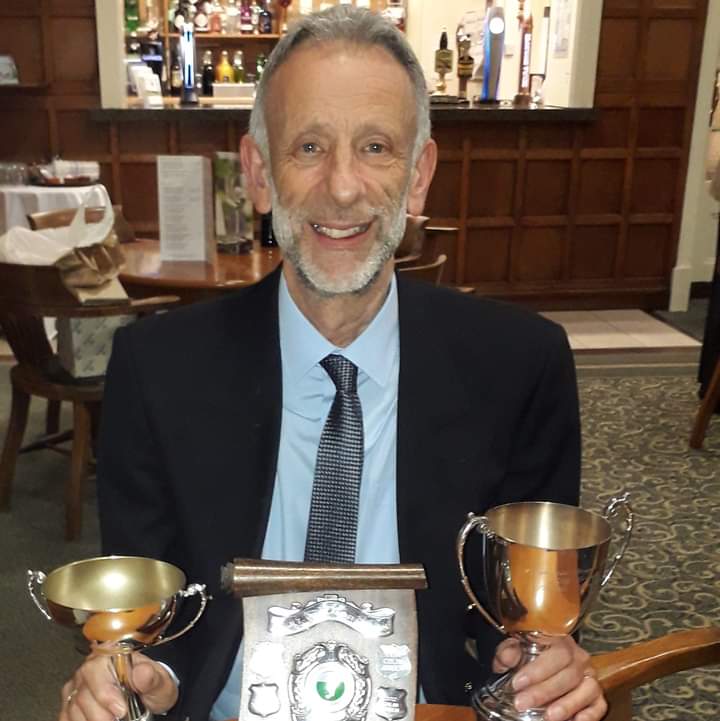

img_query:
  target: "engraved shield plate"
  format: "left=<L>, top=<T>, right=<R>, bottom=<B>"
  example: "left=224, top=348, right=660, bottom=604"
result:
left=239, top=589, right=418, bottom=721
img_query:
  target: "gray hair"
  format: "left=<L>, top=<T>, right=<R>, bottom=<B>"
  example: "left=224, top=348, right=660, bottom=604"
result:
left=248, top=5, right=431, bottom=166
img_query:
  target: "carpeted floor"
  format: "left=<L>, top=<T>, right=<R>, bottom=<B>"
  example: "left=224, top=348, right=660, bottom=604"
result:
left=0, top=362, right=718, bottom=721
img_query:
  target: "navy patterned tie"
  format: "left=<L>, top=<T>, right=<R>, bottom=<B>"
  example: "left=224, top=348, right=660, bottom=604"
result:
left=304, top=354, right=364, bottom=564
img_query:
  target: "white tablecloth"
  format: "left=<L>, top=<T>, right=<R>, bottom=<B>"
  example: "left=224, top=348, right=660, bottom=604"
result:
left=0, top=184, right=104, bottom=235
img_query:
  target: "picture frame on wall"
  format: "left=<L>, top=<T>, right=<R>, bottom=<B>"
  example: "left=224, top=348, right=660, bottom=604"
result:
left=0, top=55, right=19, bottom=84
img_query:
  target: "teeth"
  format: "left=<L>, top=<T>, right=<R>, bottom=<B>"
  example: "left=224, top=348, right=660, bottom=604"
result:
left=312, top=223, right=369, bottom=239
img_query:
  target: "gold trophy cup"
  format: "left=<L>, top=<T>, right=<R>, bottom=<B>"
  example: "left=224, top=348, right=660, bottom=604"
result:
left=457, top=494, right=633, bottom=721
left=28, top=555, right=209, bottom=721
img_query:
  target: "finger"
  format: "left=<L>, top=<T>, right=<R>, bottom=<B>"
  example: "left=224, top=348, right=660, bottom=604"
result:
left=492, top=638, right=522, bottom=673
left=131, top=658, right=178, bottom=713
left=512, top=640, right=578, bottom=690
left=69, top=684, right=118, bottom=721
left=514, top=663, right=586, bottom=713
left=543, top=677, right=606, bottom=721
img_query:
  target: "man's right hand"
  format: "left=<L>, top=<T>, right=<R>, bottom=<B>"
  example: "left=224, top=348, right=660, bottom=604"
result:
left=59, top=652, right=178, bottom=721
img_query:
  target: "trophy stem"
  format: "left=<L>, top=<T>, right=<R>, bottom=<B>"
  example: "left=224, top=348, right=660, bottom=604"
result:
left=471, top=637, right=549, bottom=721
left=109, top=652, right=151, bottom=721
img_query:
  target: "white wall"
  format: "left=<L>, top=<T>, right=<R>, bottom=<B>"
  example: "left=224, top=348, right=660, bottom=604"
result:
left=670, top=3, right=720, bottom=311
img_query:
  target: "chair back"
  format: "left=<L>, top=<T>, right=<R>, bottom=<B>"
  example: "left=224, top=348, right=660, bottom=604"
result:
left=396, top=253, right=447, bottom=285
left=27, top=205, right=136, bottom=244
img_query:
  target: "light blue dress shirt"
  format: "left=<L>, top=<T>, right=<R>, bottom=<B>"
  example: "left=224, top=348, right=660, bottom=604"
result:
left=211, top=273, right=400, bottom=721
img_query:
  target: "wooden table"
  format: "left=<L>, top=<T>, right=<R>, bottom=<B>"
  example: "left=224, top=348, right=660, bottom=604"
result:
left=119, top=239, right=282, bottom=303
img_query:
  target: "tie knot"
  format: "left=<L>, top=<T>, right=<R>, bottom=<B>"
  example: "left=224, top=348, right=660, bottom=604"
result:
left=320, top=354, right=358, bottom=393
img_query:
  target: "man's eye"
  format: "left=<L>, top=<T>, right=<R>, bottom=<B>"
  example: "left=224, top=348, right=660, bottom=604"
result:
left=301, top=142, right=319, bottom=154
left=366, top=142, right=385, bottom=154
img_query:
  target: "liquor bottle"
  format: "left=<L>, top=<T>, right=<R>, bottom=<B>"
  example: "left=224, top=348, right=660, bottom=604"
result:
left=194, top=1, right=210, bottom=32
left=232, top=51, right=245, bottom=82
left=250, top=0, right=262, bottom=35
left=240, top=0, right=253, bottom=33
left=226, top=0, right=241, bottom=33
left=208, top=0, right=225, bottom=33
left=255, top=52, right=268, bottom=81
left=258, top=0, right=273, bottom=35
left=201, top=50, right=214, bottom=95
left=215, top=50, right=234, bottom=82
left=261, top=212, right=278, bottom=247
left=515, top=12, right=533, bottom=106
left=170, top=50, right=183, bottom=97
left=124, top=0, right=140, bottom=34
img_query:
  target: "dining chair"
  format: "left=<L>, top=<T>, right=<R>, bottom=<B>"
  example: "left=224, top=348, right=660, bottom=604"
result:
left=396, top=253, right=448, bottom=286
left=28, top=205, right=136, bottom=244
left=419, top=627, right=720, bottom=721
left=689, top=356, right=720, bottom=448
left=0, top=262, right=178, bottom=539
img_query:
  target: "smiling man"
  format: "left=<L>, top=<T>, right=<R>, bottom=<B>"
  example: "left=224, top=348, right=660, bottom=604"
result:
left=58, top=7, right=606, bottom=721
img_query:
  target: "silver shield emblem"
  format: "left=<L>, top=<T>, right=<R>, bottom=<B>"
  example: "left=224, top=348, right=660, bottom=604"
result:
left=288, top=641, right=371, bottom=721
left=374, top=687, right=408, bottom=720
left=248, top=683, right=281, bottom=718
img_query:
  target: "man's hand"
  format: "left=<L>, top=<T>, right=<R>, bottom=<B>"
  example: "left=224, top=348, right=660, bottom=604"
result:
left=492, top=636, right=606, bottom=721
left=59, top=652, right=178, bottom=721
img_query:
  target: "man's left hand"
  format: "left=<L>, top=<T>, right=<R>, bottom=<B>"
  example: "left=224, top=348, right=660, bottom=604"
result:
left=492, top=636, right=607, bottom=721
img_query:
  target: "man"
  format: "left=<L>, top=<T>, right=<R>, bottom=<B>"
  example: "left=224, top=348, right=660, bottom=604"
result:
left=59, top=7, right=606, bottom=721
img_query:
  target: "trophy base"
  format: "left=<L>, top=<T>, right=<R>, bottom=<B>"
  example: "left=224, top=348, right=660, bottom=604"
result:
left=471, top=674, right=546, bottom=721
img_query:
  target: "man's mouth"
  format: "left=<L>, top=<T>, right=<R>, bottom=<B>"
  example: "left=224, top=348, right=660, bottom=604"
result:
left=310, top=222, right=371, bottom=239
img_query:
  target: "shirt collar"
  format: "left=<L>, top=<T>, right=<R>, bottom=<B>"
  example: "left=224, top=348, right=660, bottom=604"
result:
left=278, top=271, right=399, bottom=388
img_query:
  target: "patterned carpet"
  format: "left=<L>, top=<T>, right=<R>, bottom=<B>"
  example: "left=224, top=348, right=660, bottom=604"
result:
left=0, top=368, right=717, bottom=721
left=578, top=375, right=720, bottom=720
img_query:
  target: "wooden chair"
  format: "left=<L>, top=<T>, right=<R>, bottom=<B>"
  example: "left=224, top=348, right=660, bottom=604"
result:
left=416, top=628, right=720, bottom=721
left=396, top=253, right=447, bottom=286
left=0, top=262, right=178, bottom=540
left=689, top=356, right=720, bottom=448
left=27, top=205, right=136, bottom=244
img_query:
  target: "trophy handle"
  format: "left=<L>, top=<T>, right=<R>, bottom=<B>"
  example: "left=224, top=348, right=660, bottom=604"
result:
left=456, top=513, right=504, bottom=634
left=153, top=583, right=209, bottom=647
left=600, top=492, right=634, bottom=587
left=27, top=570, right=52, bottom=621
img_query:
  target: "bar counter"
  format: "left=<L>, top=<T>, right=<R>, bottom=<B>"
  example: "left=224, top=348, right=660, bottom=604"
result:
left=92, top=104, right=596, bottom=124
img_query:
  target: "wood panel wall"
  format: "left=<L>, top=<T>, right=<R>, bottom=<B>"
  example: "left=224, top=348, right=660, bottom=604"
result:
left=0, top=0, right=710, bottom=308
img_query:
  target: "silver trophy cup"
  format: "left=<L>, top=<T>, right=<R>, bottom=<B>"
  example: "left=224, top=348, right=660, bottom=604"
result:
left=28, top=555, right=209, bottom=721
left=457, top=495, right=633, bottom=721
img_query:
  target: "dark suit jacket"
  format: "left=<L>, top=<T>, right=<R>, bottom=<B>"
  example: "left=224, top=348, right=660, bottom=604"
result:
left=97, top=268, right=580, bottom=720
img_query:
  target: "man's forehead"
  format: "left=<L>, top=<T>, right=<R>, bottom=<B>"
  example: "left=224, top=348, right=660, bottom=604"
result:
left=266, top=40, right=413, bottom=105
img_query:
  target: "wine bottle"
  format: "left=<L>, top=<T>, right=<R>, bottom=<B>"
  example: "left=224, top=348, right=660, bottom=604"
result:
left=201, top=50, right=214, bottom=95
left=261, top=212, right=278, bottom=247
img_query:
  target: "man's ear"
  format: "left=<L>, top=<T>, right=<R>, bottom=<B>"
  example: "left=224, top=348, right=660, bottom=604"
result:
left=240, top=133, right=272, bottom=214
left=406, top=138, right=438, bottom=216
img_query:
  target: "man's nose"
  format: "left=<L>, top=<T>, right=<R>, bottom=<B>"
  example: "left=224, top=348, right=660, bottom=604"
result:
left=326, top=148, right=363, bottom=208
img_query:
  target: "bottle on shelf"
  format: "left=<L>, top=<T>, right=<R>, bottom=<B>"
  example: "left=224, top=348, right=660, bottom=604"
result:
left=240, top=0, right=254, bottom=33
left=194, top=1, right=210, bottom=32
left=124, top=0, right=140, bottom=34
left=216, top=49, right=234, bottom=83
left=208, top=0, right=225, bottom=33
left=232, top=50, right=246, bottom=82
left=259, top=0, right=273, bottom=35
left=225, top=0, right=241, bottom=33
left=201, top=50, right=215, bottom=95
left=250, top=0, right=262, bottom=35
left=261, top=212, right=278, bottom=248
left=255, top=52, right=268, bottom=81
left=170, top=48, right=183, bottom=97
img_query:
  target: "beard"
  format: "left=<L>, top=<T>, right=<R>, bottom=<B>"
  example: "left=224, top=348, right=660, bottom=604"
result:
left=269, top=180, right=409, bottom=297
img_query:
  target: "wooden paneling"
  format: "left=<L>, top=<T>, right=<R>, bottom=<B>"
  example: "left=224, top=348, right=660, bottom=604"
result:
left=0, top=17, right=45, bottom=84
left=0, top=0, right=711, bottom=309
left=571, top=227, right=619, bottom=280
left=468, top=162, right=515, bottom=217
left=578, top=161, right=625, bottom=215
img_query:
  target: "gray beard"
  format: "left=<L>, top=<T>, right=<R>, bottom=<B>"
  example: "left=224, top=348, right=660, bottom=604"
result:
left=269, top=181, right=408, bottom=297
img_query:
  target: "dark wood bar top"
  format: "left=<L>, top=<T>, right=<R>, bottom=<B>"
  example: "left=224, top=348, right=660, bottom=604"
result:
left=91, top=103, right=596, bottom=124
